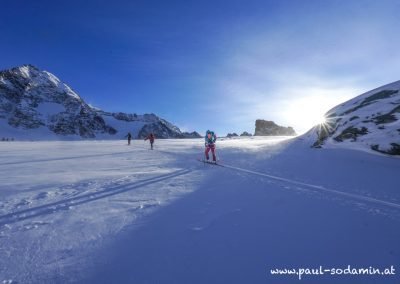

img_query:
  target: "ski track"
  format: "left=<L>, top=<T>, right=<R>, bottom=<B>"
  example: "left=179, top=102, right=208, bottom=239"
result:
left=206, top=162, right=400, bottom=211
left=0, top=150, right=133, bottom=166
left=0, top=169, right=192, bottom=227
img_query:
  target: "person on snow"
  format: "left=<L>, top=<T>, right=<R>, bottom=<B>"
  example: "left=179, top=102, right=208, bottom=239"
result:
left=204, top=130, right=217, bottom=162
left=125, top=132, right=132, bottom=145
left=145, top=133, right=155, bottom=150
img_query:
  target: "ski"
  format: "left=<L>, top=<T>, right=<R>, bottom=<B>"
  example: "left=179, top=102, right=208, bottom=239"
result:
left=196, top=158, right=223, bottom=167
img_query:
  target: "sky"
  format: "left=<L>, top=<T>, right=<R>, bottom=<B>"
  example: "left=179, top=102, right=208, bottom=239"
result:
left=1, top=0, right=400, bottom=135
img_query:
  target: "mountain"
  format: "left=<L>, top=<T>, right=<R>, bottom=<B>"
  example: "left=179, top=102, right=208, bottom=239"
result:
left=306, top=80, right=400, bottom=155
left=180, top=131, right=202, bottom=139
left=0, top=65, right=200, bottom=140
left=254, top=119, right=297, bottom=136
left=240, top=131, right=252, bottom=137
left=226, top=132, right=239, bottom=138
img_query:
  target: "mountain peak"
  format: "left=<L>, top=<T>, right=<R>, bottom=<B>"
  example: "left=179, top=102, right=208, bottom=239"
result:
left=20, top=64, right=40, bottom=71
left=1, top=64, right=82, bottom=101
left=8, top=64, right=40, bottom=78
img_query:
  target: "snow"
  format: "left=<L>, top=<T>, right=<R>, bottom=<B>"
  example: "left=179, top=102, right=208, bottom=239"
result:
left=0, top=119, right=81, bottom=141
left=40, top=70, right=81, bottom=100
left=19, top=66, right=31, bottom=78
left=13, top=66, right=82, bottom=101
left=0, top=137, right=399, bottom=283
left=43, top=71, right=61, bottom=86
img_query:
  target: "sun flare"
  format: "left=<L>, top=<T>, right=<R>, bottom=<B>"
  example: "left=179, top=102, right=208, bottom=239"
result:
left=283, top=94, right=337, bottom=133
left=315, top=115, right=327, bottom=125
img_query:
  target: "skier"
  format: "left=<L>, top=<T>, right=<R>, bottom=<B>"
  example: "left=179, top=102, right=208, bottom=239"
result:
left=125, top=132, right=132, bottom=145
left=145, top=133, right=155, bottom=150
left=204, top=130, right=217, bottom=162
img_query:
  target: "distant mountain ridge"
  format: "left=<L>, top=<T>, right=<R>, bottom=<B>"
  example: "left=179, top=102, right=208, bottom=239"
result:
left=0, top=65, right=200, bottom=140
left=305, top=80, right=400, bottom=155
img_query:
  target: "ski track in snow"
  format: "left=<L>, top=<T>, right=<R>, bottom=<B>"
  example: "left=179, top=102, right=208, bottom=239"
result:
left=217, top=163, right=400, bottom=211
left=196, top=162, right=400, bottom=224
left=0, top=150, right=132, bottom=166
left=0, top=169, right=192, bottom=227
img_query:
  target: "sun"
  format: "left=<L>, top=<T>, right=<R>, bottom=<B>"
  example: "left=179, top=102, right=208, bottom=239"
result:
left=283, top=95, right=331, bottom=132
left=315, top=114, right=327, bottom=125
left=304, top=111, right=327, bottom=128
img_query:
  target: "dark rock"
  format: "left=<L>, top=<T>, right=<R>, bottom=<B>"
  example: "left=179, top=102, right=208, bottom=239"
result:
left=240, top=131, right=252, bottom=137
left=138, top=120, right=182, bottom=139
left=226, top=133, right=239, bottom=138
left=182, top=131, right=202, bottom=138
left=371, top=143, right=400, bottom=155
left=333, top=126, right=368, bottom=142
left=254, top=120, right=296, bottom=136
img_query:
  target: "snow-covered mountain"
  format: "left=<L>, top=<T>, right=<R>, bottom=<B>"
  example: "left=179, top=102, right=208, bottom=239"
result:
left=0, top=65, right=200, bottom=140
left=305, top=80, right=400, bottom=155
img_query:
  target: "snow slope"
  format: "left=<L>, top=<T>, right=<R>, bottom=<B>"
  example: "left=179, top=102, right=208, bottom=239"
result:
left=0, top=137, right=399, bottom=283
left=307, top=80, right=400, bottom=155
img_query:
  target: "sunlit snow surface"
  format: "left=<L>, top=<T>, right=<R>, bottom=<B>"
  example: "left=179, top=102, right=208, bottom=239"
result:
left=0, top=137, right=399, bottom=283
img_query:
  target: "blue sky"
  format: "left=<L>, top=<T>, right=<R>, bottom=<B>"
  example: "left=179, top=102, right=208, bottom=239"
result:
left=1, top=0, right=400, bottom=135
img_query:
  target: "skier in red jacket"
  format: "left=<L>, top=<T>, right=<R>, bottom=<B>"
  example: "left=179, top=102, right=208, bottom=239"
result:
left=145, top=133, right=155, bottom=150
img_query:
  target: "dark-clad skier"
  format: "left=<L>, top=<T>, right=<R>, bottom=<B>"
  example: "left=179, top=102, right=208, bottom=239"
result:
left=125, top=132, right=132, bottom=145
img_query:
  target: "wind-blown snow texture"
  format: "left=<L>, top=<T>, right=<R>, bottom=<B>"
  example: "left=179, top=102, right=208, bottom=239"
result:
left=308, top=80, right=400, bottom=155
left=0, top=65, right=200, bottom=140
left=0, top=137, right=399, bottom=283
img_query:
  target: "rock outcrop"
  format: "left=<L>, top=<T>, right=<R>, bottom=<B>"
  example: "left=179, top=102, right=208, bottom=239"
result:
left=254, top=120, right=296, bottom=136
